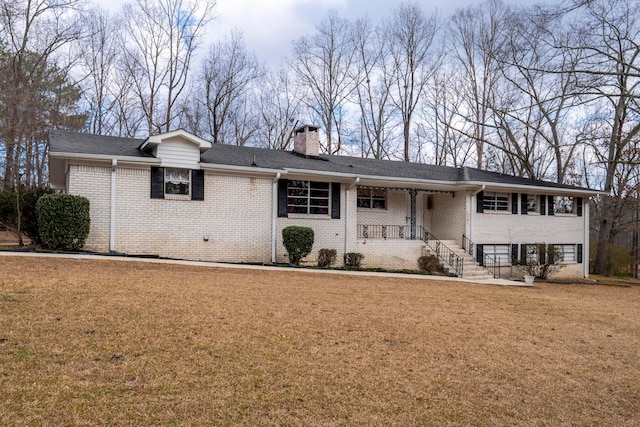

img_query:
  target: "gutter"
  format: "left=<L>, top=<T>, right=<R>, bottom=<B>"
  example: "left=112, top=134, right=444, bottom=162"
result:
left=272, top=172, right=282, bottom=263
left=345, top=177, right=360, bottom=255
left=469, top=185, right=485, bottom=244
left=110, top=159, right=117, bottom=252
left=49, top=152, right=161, bottom=165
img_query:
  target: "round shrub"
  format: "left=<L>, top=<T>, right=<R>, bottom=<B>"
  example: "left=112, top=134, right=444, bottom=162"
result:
left=344, top=252, right=364, bottom=269
left=317, top=248, right=337, bottom=268
left=282, top=226, right=314, bottom=265
left=37, top=194, right=90, bottom=251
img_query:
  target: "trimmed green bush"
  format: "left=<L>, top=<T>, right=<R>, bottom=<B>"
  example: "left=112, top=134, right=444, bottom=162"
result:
left=317, top=248, right=337, bottom=268
left=36, top=194, right=90, bottom=251
left=282, top=226, right=314, bottom=265
left=344, top=252, right=364, bottom=269
left=21, top=186, right=56, bottom=245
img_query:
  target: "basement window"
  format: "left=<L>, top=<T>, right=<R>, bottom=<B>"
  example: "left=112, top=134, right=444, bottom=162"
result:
left=481, top=244, right=511, bottom=265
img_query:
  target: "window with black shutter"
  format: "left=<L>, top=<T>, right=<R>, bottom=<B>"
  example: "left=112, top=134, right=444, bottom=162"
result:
left=151, top=167, right=165, bottom=199
left=191, top=170, right=204, bottom=201
left=331, top=182, right=341, bottom=219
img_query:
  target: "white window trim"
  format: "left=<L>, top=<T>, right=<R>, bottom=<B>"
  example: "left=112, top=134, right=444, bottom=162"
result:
left=483, top=192, right=510, bottom=212
left=287, top=180, right=331, bottom=216
left=164, top=167, right=191, bottom=197
left=356, top=188, right=388, bottom=210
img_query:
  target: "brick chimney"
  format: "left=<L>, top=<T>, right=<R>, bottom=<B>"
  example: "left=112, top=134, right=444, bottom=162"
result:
left=293, top=125, right=319, bottom=157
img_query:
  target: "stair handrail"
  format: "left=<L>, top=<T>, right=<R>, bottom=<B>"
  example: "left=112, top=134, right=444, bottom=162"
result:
left=422, top=230, right=464, bottom=277
left=461, top=234, right=498, bottom=278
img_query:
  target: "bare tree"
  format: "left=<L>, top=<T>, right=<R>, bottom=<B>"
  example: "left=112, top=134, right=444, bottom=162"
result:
left=417, top=69, right=475, bottom=167
left=449, top=0, right=508, bottom=169
left=386, top=2, right=441, bottom=161
left=291, top=10, right=357, bottom=155
left=191, top=31, right=263, bottom=145
left=120, top=0, right=214, bottom=135
left=351, top=17, right=397, bottom=159
left=563, top=0, right=640, bottom=274
left=77, top=6, right=120, bottom=135
left=252, top=67, right=302, bottom=150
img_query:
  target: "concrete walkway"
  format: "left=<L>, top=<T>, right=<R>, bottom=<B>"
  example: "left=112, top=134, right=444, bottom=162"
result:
left=0, top=251, right=533, bottom=287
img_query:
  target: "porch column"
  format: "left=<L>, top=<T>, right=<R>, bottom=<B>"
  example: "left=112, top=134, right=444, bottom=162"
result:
left=410, top=189, right=417, bottom=239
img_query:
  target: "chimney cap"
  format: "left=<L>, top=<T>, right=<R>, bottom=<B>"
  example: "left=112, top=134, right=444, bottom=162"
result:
left=294, top=124, right=319, bottom=134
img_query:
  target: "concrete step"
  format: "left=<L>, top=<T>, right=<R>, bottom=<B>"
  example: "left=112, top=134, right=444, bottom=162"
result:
left=422, top=239, right=495, bottom=279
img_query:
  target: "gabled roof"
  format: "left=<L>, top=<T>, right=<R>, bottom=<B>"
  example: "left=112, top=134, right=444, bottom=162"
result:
left=139, top=129, right=212, bottom=153
left=48, top=129, right=600, bottom=194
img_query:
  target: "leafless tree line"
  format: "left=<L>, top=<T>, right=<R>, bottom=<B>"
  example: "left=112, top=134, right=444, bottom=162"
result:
left=1, top=0, right=639, bottom=274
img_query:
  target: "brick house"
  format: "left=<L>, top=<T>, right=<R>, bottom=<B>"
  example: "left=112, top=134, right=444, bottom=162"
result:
left=48, top=126, right=600, bottom=279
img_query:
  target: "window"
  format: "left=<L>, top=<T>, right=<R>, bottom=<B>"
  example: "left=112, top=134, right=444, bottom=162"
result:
left=357, top=188, right=387, bottom=209
left=483, top=192, right=509, bottom=211
left=551, top=244, right=576, bottom=262
left=526, top=195, right=538, bottom=213
left=524, top=244, right=542, bottom=263
left=482, top=244, right=511, bottom=265
left=554, top=196, right=574, bottom=214
left=165, top=168, right=190, bottom=196
left=287, top=180, right=330, bottom=214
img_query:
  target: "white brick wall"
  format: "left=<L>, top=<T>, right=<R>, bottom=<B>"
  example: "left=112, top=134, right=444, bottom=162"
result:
left=66, top=160, right=589, bottom=277
left=472, top=193, right=587, bottom=278
left=68, top=162, right=273, bottom=263
left=429, top=192, right=468, bottom=241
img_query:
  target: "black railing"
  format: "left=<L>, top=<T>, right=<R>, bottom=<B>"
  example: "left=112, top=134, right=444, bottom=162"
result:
left=461, top=234, right=498, bottom=278
left=358, top=224, right=423, bottom=240
left=357, top=224, right=465, bottom=277
left=423, top=230, right=464, bottom=277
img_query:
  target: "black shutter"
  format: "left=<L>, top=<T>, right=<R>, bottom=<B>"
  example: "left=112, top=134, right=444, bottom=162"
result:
left=521, top=193, right=528, bottom=215
left=191, top=170, right=204, bottom=201
left=512, top=193, right=518, bottom=214
left=577, top=197, right=583, bottom=217
left=548, top=195, right=555, bottom=215
left=331, top=182, right=341, bottom=219
left=476, top=244, right=484, bottom=266
left=150, top=167, right=164, bottom=199
left=277, top=179, right=288, bottom=217
left=520, top=244, right=527, bottom=264
left=476, top=191, right=484, bottom=213
left=540, top=195, right=546, bottom=216
left=577, top=244, right=583, bottom=263
left=511, top=244, right=519, bottom=264
left=539, top=244, right=546, bottom=264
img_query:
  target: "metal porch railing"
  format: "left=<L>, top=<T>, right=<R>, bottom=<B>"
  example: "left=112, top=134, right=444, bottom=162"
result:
left=461, top=234, right=498, bottom=278
left=422, top=230, right=464, bottom=277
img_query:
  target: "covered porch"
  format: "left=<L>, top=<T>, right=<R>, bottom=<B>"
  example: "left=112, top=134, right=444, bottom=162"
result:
left=353, top=185, right=484, bottom=277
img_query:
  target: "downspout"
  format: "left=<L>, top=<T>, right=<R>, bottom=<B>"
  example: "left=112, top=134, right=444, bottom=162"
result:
left=469, top=185, right=485, bottom=243
left=110, top=159, right=117, bottom=252
left=272, top=173, right=281, bottom=263
left=345, top=177, right=360, bottom=255
left=584, top=200, right=590, bottom=278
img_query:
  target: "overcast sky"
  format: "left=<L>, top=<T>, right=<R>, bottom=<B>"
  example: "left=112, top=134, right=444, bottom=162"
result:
left=98, top=0, right=544, bottom=65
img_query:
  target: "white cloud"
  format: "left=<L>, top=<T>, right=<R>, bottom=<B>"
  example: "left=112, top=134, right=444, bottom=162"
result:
left=211, top=0, right=345, bottom=63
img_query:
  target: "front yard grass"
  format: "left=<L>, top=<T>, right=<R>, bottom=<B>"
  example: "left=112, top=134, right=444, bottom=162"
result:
left=1, top=256, right=639, bottom=426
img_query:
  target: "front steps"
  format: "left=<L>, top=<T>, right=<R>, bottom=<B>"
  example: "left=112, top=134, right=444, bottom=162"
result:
left=422, top=240, right=494, bottom=280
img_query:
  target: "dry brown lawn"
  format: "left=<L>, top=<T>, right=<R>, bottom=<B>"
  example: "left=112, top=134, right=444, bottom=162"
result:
left=1, top=256, right=639, bottom=426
